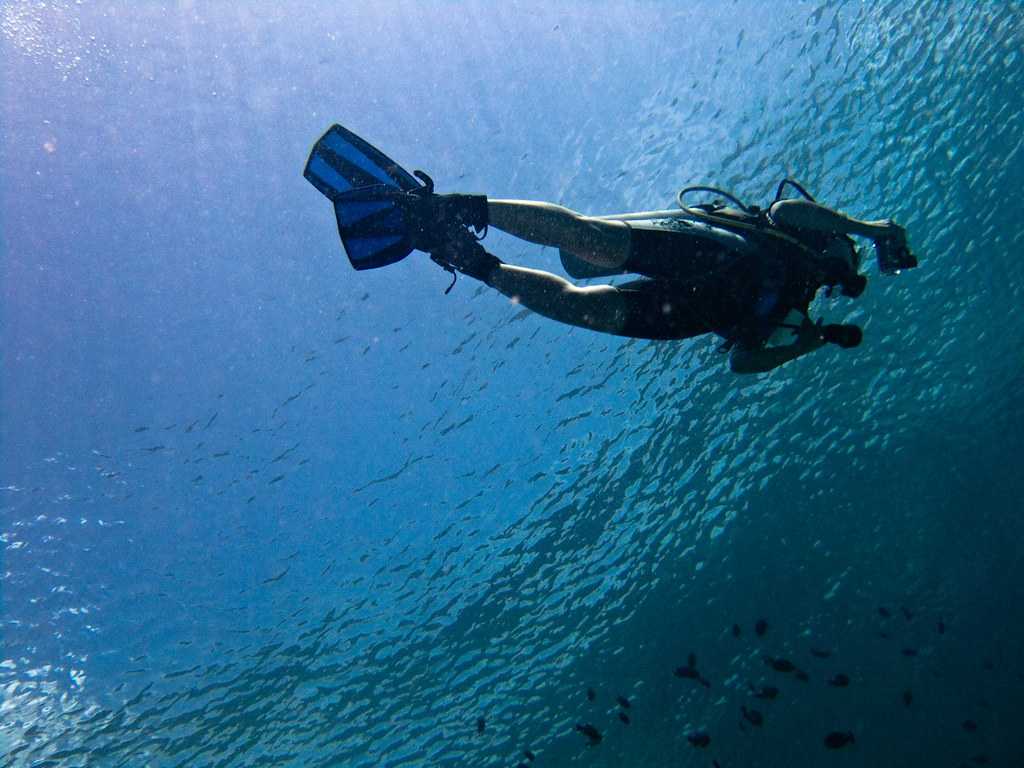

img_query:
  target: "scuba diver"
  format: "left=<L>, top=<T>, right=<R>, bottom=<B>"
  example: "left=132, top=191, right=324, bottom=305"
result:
left=304, top=125, right=917, bottom=373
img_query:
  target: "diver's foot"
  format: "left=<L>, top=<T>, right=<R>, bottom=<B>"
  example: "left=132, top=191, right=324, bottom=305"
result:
left=430, top=229, right=502, bottom=284
left=400, top=192, right=489, bottom=252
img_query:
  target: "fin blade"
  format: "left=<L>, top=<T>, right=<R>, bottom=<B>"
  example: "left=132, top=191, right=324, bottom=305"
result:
left=304, top=124, right=425, bottom=270
left=332, top=186, right=414, bottom=270
left=304, top=124, right=421, bottom=201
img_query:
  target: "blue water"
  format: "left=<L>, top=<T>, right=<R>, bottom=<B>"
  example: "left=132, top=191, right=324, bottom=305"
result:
left=3, top=1, right=1023, bottom=766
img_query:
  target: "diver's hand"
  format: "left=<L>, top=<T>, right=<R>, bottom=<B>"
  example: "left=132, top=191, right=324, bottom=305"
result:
left=821, top=323, right=863, bottom=348
left=876, top=222, right=909, bottom=259
left=875, top=220, right=907, bottom=248
left=796, top=317, right=829, bottom=352
left=795, top=318, right=861, bottom=350
left=872, top=222, right=917, bottom=274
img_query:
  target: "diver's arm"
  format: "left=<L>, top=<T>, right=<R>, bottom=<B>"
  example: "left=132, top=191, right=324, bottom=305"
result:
left=729, top=318, right=827, bottom=374
left=769, top=199, right=903, bottom=241
left=729, top=317, right=862, bottom=374
left=729, top=337, right=826, bottom=374
left=487, top=200, right=631, bottom=269
left=484, top=263, right=630, bottom=333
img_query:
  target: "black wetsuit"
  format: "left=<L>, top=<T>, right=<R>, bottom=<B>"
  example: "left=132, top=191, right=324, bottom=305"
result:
left=615, top=220, right=850, bottom=348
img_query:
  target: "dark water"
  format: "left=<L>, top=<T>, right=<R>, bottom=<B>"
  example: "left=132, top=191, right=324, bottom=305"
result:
left=3, top=1, right=1023, bottom=766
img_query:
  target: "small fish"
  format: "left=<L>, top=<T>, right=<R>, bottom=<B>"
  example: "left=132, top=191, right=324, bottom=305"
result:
left=902, top=689, right=913, bottom=707
left=262, top=567, right=288, bottom=584
left=794, top=670, right=809, bottom=682
left=901, top=606, right=913, bottom=621
left=732, top=623, right=742, bottom=638
left=751, top=684, right=779, bottom=700
left=901, top=648, right=918, bottom=657
left=970, top=755, right=989, bottom=765
left=674, top=664, right=698, bottom=679
left=878, top=606, right=892, bottom=618
left=962, top=720, right=978, bottom=732
left=575, top=723, right=602, bottom=746
left=616, top=695, right=631, bottom=709
left=937, top=619, right=946, bottom=634
left=133, top=426, right=149, bottom=433
left=765, top=656, right=796, bottom=673
left=810, top=648, right=832, bottom=659
left=827, top=673, right=850, bottom=687
left=755, top=619, right=769, bottom=637
left=687, top=731, right=711, bottom=748
left=824, top=731, right=855, bottom=749
left=476, top=717, right=485, bottom=735
left=523, top=750, right=535, bottom=762
left=586, top=687, right=596, bottom=702
left=741, top=706, right=763, bottom=727
left=618, top=712, right=630, bottom=725
left=673, top=665, right=710, bottom=688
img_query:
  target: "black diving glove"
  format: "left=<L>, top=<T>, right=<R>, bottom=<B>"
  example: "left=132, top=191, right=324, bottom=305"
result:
left=821, top=323, right=862, bottom=349
left=873, top=225, right=916, bottom=274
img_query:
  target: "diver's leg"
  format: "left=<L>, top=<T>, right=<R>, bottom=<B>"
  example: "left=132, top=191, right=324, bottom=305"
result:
left=486, top=263, right=629, bottom=333
left=485, top=265, right=706, bottom=341
left=488, top=200, right=631, bottom=269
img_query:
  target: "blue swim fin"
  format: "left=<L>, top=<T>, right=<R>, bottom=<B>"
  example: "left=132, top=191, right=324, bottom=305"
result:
left=304, top=124, right=426, bottom=270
